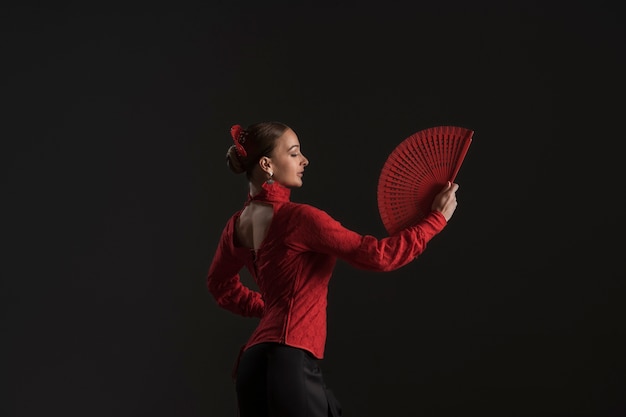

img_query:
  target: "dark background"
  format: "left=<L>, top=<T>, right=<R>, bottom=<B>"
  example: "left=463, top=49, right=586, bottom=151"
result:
left=2, top=2, right=625, bottom=416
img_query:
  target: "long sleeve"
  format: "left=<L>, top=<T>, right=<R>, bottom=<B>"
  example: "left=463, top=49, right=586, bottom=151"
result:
left=289, top=204, right=447, bottom=272
left=207, top=218, right=265, bottom=318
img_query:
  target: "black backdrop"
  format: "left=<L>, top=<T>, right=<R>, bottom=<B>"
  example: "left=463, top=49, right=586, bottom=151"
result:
left=3, top=2, right=625, bottom=416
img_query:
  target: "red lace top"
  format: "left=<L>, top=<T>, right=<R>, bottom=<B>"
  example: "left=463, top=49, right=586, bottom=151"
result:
left=207, top=181, right=447, bottom=359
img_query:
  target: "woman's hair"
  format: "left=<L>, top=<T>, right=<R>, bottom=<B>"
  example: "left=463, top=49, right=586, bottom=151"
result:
left=226, top=121, right=291, bottom=178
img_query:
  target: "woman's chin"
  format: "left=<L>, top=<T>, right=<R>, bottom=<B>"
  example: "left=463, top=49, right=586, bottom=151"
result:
left=285, top=179, right=304, bottom=188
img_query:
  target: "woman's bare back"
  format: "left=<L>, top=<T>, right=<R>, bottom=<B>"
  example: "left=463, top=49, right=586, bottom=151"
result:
left=236, top=202, right=274, bottom=251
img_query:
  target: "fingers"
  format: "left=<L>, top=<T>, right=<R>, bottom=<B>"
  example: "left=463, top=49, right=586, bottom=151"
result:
left=442, top=181, right=459, bottom=192
left=431, top=181, right=460, bottom=222
left=448, top=182, right=459, bottom=205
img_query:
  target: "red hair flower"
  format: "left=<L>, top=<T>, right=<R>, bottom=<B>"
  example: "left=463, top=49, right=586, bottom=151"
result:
left=230, top=124, right=248, bottom=157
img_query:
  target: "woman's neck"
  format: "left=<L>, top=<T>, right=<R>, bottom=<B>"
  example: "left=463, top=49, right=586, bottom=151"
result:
left=248, top=180, right=264, bottom=197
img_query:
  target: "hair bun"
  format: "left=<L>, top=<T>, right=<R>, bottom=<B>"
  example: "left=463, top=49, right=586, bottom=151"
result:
left=230, top=124, right=248, bottom=157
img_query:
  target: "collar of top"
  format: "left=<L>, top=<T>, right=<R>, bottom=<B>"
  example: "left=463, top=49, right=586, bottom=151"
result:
left=247, top=181, right=291, bottom=204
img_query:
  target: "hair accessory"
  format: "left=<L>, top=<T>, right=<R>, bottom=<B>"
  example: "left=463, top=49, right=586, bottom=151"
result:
left=377, top=125, right=473, bottom=235
left=230, top=124, right=248, bottom=157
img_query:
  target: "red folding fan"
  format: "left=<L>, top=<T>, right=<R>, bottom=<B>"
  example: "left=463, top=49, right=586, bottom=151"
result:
left=377, top=125, right=473, bottom=235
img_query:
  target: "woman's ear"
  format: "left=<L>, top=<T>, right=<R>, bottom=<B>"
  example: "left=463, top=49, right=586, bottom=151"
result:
left=259, top=156, right=272, bottom=173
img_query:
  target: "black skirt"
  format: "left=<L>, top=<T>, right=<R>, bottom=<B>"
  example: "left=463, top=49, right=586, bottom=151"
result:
left=235, top=342, right=342, bottom=417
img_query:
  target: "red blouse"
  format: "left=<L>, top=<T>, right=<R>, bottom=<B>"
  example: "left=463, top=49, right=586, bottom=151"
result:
left=207, top=181, right=447, bottom=359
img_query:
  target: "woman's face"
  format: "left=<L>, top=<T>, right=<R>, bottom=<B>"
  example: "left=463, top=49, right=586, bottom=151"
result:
left=268, top=128, right=309, bottom=188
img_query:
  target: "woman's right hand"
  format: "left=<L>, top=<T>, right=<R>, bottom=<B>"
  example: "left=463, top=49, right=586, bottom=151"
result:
left=431, top=181, right=459, bottom=222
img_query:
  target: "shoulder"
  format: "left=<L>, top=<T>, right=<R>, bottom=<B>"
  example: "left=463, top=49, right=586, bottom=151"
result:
left=282, top=202, right=337, bottom=224
left=217, top=211, right=240, bottom=236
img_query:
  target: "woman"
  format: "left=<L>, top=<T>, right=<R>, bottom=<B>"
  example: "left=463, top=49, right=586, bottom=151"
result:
left=207, top=121, right=459, bottom=417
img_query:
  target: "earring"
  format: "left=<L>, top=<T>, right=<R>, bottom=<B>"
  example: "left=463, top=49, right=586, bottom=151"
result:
left=266, top=171, right=274, bottom=184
